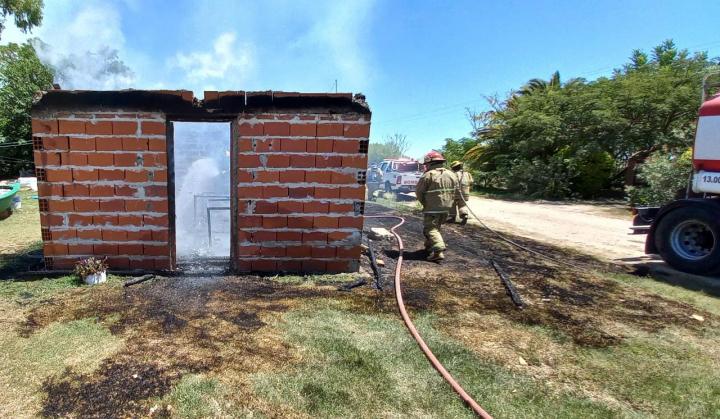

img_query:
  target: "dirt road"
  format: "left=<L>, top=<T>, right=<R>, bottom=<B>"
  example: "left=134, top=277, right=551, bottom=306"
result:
left=461, top=196, right=646, bottom=263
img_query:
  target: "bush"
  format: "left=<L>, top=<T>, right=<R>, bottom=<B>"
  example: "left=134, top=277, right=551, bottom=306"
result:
left=626, top=149, right=692, bottom=206
left=503, top=154, right=574, bottom=199
left=73, top=257, right=108, bottom=278
left=572, top=151, right=616, bottom=198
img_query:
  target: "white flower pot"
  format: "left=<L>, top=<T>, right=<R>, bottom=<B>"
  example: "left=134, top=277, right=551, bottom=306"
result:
left=11, top=195, right=21, bottom=210
left=84, top=271, right=107, bottom=285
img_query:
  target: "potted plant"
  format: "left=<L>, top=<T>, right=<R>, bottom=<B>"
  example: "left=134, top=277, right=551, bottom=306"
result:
left=74, top=257, right=109, bottom=285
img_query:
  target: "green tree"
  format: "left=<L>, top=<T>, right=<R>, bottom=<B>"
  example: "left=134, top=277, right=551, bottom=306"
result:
left=442, top=137, right=478, bottom=163
left=608, top=40, right=713, bottom=185
left=466, top=78, right=616, bottom=198
left=626, top=149, right=693, bottom=206
left=517, top=70, right=562, bottom=96
left=0, top=0, right=43, bottom=39
left=367, top=133, right=410, bottom=165
left=463, top=40, right=719, bottom=199
left=440, top=137, right=493, bottom=188
left=0, top=41, right=54, bottom=177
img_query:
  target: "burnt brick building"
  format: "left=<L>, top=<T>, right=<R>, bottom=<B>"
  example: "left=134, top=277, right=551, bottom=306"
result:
left=31, top=90, right=371, bottom=273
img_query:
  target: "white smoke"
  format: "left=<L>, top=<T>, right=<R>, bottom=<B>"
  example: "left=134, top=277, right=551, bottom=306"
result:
left=2, top=1, right=136, bottom=90
left=173, top=123, right=231, bottom=260
left=173, top=32, right=254, bottom=83
left=37, top=2, right=135, bottom=89
left=32, top=40, right=135, bottom=90
left=175, top=158, right=222, bottom=258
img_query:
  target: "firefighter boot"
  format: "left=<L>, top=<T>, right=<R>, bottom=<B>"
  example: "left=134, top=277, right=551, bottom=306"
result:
left=427, top=250, right=445, bottom=262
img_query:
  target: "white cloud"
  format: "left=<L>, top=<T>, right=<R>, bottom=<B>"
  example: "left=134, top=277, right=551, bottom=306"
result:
left=178, top=0, right=377, bottom=93
left=55, top=4, right=125, bottom=54
left=172, top=32, right=254, bottom=88
left=293, top=0, right=376, bottom=90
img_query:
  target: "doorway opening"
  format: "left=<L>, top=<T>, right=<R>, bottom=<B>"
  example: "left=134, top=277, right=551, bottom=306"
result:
left=172, top=121, right=232, bottom=265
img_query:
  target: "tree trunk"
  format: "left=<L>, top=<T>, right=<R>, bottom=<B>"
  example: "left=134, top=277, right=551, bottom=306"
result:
left=618, top=146, right=659, bottom=187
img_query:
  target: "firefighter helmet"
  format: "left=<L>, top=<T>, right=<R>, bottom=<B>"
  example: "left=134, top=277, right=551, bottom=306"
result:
left=423, top=151, right=446, bottom=165
left=451, top=160, right=463, bottom=170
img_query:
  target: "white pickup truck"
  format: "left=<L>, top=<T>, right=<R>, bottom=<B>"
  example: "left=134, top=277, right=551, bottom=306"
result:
left=379, top=158, right=423, bottom=194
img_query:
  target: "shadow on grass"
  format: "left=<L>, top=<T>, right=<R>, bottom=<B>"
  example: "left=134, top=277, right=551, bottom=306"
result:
left=621, top=258, right=720, bottom=298
left=384, top=248, right=427, bottom=261
left=0, top=242, right=44, bottom=280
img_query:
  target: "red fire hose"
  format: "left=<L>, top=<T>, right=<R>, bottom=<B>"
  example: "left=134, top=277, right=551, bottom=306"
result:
left=365, top=215, right=493, bottom=419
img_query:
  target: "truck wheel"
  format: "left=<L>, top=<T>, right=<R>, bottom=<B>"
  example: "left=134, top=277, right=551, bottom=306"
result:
left=654, top=206, right=720, bottom=275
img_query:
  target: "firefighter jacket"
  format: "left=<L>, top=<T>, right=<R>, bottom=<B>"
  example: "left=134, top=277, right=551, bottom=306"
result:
left=455, top=170, right=474, bottom=199
left=416, top=167, right=459, bottom=213
left=369, top=168, right=383, bottom=183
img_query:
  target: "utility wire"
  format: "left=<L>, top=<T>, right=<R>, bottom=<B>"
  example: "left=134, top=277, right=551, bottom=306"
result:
left=0, top=143, right=31, bottom=148
left=376, top=41, right=720, bottom=127
left=374, top=97, right=486, bottom=125
left=0, top=156, right=33, bottom=163
left=0, top=139, right=32, bottom=145
left=0, top=155, right=32, bottom=160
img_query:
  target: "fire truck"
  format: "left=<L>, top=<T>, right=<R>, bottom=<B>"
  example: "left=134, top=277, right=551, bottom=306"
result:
left=378, top=158, right=423, bottom=194
left=634, top=86, right=720, bottom=274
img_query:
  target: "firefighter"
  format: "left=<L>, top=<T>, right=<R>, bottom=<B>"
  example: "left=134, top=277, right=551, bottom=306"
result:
left=369, top=163, right=383, bottom=183
left=448, top=160, right=474, bottom=225
left=416, top=151, right=459, bottom=262
left=366, top=163, right=384, bottom=201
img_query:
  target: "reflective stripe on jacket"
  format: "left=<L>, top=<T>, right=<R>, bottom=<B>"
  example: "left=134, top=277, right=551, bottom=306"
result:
left=416, top=167, right=458, bottom=213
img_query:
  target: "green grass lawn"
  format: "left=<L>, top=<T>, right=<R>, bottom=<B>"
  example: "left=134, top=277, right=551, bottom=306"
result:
left=0, top=188, right=719, bottom=417
left=252, top=304, right=617, bottom=418
left=0, top=188, right=43, bottom=277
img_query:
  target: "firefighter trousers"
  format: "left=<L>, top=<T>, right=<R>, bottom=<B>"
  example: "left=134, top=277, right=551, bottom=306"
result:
left=448, top=199, right=469, bottom=220
left=423, top=213, right=447, bottom=252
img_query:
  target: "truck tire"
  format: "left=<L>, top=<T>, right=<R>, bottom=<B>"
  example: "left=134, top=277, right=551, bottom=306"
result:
left=654, top=205, right=720, bottom=275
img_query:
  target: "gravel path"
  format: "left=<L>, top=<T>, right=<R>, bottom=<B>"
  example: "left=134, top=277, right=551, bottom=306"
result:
left=461, top=196, right=646, bottom=263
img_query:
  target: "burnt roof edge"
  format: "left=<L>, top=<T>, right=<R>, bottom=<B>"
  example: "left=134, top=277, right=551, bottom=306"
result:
left=31, top=89, right=371, bottom=115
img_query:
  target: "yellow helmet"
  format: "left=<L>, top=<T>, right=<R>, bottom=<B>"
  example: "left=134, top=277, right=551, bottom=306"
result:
left=450, top=161, right=463, bottom=170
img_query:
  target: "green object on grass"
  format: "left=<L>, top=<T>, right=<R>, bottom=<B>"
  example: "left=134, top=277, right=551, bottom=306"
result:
left=0, top=183, right=20, bottom=215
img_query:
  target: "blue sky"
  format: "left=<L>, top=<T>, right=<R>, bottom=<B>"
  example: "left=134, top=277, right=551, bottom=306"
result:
left=3, top=0, right=720, bottom=158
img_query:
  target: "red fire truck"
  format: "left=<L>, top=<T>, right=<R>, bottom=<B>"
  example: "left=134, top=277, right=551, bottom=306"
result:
left=634, top=90, right=720, bottom=274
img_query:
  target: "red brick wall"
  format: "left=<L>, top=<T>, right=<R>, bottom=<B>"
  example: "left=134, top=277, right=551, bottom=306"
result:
left=31, top=93, right=370, bottom=274
left=234, top=112, right=370, bottom=273
left=32, top=111, right=171, bottom=270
